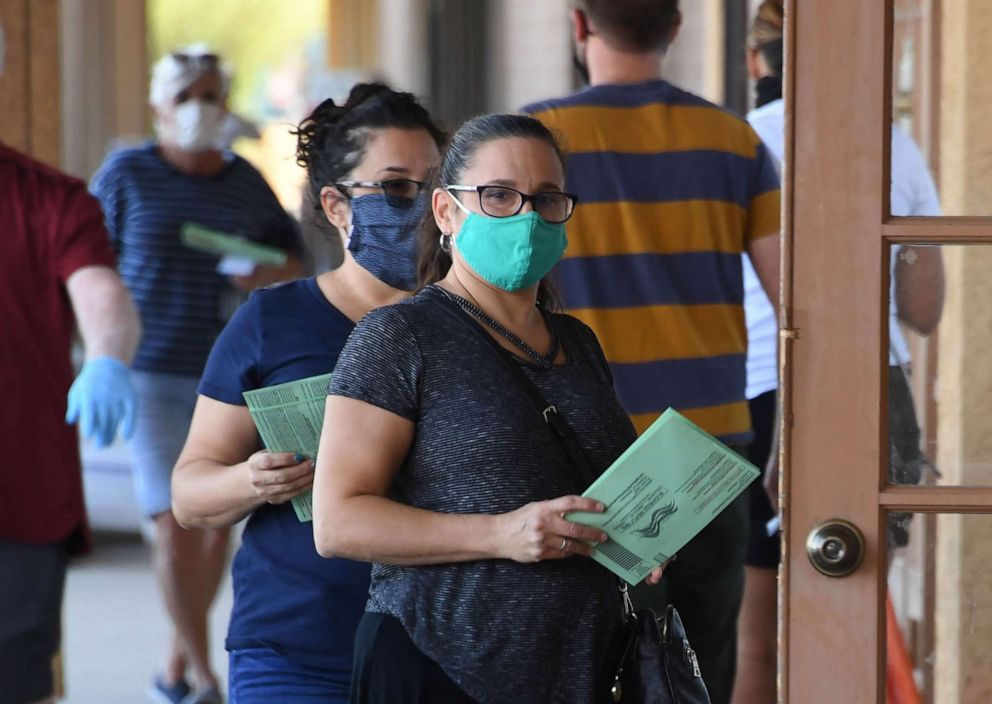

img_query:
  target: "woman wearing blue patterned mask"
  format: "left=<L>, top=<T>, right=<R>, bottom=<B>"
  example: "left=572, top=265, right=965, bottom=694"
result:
left=312, top=114, right=667, bottom=704
left=171, top=83, right=444, bottom=704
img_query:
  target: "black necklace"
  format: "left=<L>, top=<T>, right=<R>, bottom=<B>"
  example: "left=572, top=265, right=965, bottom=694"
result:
left=433, top=285, right=560, bottom=369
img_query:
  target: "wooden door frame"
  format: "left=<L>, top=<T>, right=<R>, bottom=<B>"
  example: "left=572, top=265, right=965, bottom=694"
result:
left=783, top=0, right=992, bottom=701
left=782, top=1, right=894, bottom=701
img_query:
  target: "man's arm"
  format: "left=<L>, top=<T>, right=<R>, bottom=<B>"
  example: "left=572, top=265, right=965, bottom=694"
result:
left=65, top=265, right=141, bottom=363
left=64, top=265, right=142, bottom=447
left=892, top=128, right=944, bottom=335
left=895, top=246, right=944, bottom=335
left=230, top=255, right=305, bottom=292
left=746, top=233, right=781, bottom=307
left=747, top=232, right=782, bottom=510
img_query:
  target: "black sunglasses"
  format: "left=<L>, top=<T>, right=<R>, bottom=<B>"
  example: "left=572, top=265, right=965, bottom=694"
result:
left=335, top=179, right=428, bottom=208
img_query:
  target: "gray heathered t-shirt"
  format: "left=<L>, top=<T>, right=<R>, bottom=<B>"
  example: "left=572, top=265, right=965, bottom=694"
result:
left=329, top=288, right=639, bottom=704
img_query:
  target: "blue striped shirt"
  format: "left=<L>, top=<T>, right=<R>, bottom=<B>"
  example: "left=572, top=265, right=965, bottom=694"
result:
left=91, top=143, right=299, bottom=375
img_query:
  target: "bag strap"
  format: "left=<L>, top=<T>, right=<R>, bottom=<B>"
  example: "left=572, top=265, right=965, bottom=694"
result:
left=426, top=287, right=637, bottom=614
left=424, top=286, right=596, bottom=486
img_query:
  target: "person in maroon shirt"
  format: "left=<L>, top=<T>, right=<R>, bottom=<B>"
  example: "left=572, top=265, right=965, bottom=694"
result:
left=0, top=142, right=141, bottom=704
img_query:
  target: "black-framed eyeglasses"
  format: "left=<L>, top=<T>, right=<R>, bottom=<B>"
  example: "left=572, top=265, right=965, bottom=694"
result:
left=444, top=184, right=578, bottom=224
left=335, top=179, right=428, bottom=208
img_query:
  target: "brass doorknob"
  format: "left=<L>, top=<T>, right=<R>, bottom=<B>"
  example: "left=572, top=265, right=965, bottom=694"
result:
left=806, top=519, right=865, bottom=577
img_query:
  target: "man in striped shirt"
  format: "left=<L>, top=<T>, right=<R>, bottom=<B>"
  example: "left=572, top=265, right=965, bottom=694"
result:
left=524, top=2, right=780, bottom=702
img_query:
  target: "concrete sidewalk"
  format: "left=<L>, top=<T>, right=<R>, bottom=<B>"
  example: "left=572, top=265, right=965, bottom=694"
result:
left=62, top=532, right=232, bottom=703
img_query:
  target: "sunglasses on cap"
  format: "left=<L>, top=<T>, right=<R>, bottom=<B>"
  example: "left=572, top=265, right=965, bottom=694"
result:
left=171, top=52, right=220, bottom=67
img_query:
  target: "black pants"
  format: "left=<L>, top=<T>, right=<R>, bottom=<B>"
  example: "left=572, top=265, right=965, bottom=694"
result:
left=745, top=391, right=781, bottom=568
left=887, top=365, right=926, bottom=549
left=0, top=540, right=67, bottom=704
left=629, top=444, right=750, bottom=704
left=351, top=612, right=477, bottom=704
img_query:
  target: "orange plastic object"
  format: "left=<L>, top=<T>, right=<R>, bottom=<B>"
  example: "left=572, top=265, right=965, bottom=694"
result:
left=886, top=592, right=922, bottom=704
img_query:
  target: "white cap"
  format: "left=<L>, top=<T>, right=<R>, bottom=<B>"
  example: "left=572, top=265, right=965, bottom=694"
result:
left=149, top=43, right=231, bottom=108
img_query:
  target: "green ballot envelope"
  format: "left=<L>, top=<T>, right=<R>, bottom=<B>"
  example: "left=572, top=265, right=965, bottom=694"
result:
left=180, top=222, right=288, bottom=266
left=242, top=373, right=333, bottom=522
left=568, top=408, right=760, bottom=585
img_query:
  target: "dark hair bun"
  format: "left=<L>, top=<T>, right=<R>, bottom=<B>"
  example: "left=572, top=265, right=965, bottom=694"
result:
left=292, top=82, right=446, bottom=207
left=342, top=82, right=393, bottom=110
left=294, top=97, right=343, bottom=171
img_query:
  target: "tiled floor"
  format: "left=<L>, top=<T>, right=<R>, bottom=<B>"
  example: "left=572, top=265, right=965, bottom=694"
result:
left=62, top=531, right=233, bottom=703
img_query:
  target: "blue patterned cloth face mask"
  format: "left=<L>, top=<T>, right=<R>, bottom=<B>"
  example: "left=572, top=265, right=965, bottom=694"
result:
left=347, top=193, right=427, bottom=291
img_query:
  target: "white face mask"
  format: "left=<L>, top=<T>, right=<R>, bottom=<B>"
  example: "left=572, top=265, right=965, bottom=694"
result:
left=160, top=100, right=225, bottom=152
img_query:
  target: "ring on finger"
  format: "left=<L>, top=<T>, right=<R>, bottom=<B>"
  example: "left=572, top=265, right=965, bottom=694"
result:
left=560, top=537, right=568, bottom=551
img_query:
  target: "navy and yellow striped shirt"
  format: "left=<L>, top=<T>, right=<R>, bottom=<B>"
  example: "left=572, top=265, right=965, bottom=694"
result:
left=524, top=80, right=780, bottom=443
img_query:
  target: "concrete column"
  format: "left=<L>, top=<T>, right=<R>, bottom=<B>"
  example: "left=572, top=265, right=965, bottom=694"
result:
left=664, top=0, right=724, bottom=104
left=60, top=0, right=147, bottom=179
left=934, top=1, right=992, bottom=702
left=0, top=0, right=61, bottom=165
left=485, top=0, right=572, bottom=113
left=377, top=0, right=429, bottom=97
left=328, top=0, right=379, bottom=71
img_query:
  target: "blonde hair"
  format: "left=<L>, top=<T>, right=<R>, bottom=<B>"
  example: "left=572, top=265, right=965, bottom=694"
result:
left=748, top=0, right=784, bottom=48
left=748, top=0, right=784, bottom=76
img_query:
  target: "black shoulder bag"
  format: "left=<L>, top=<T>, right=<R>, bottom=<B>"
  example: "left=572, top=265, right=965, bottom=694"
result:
left=424, top=287, right=711, bottom=704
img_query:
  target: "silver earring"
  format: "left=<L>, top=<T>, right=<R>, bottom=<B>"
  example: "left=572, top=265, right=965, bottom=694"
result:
left=439, top=233, right=452, bottom=253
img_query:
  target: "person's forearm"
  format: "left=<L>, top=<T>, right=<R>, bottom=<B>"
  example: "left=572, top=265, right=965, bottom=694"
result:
left=232, top=255, right=305, bottom=291
left=260, top=254, right=304, bottom=286
left=280, top=254, right=305, bottom=281
left=763, top=402, right=782, bottom=513
left=314, top=494, right=502, bottom=564
left=66, top=266, right=141, bottom=363
left=895, top=247, right=945, bottom=335
left=172, top=458, right=263, bottom=529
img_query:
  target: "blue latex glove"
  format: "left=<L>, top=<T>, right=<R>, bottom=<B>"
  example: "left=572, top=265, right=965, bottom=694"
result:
left=65, top=357, right=138, bottom=448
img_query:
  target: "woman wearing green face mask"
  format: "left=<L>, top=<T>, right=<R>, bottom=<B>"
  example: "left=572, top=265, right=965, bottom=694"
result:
left=311, top=114, right=667, bottom=704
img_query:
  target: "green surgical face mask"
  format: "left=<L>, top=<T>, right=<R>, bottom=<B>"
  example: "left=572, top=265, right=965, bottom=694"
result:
left=453, top=211, right=568, bottom=292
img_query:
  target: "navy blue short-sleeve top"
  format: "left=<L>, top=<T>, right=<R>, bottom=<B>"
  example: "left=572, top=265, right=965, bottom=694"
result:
left=199, top=277, right=369, bottom=673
